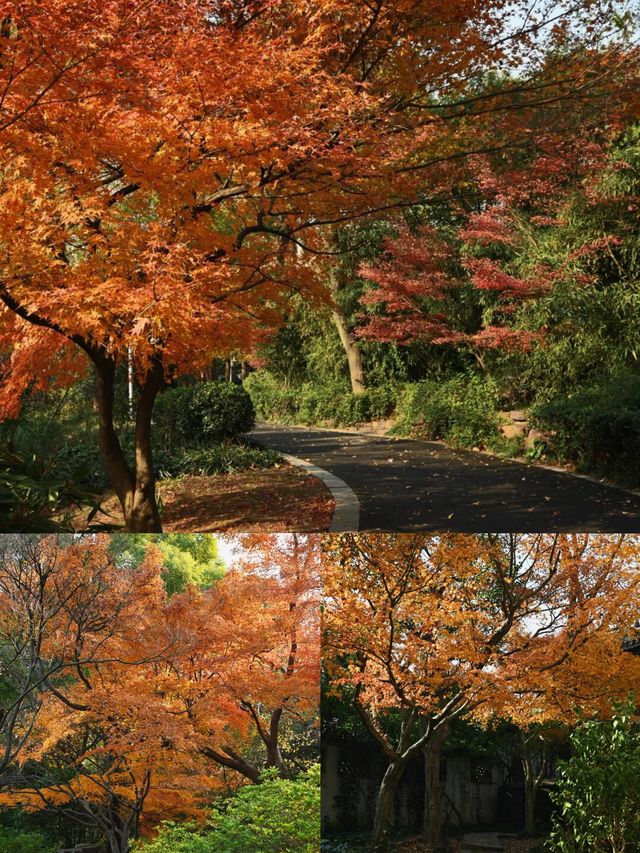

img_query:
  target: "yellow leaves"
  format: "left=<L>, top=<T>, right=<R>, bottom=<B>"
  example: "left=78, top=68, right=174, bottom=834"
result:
left=324, top=534, right=640, bottom=727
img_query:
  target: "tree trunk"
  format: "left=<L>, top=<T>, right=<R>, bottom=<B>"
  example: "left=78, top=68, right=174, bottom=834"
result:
left=200, top=745, right=262, bottom=783
left=524, top=782, right=536, bottom=836
left=371, top=759, right=406, bottom=853
left=521, top=733, right=547, bottom=836
left=332, top=306, right=366, bottom=394
left=264, top=709, right=288, bottom=777
left=94, top=356, right=163, bottom=532
left=423, top=721, right=449, bottom=848
left=105, top=826, right=131, bottom=853
left=127, top=361, right=163, bottom=532
left=102, top=806, right=133, bottom=853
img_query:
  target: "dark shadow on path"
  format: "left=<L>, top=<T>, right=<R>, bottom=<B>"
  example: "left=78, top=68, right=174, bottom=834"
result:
left=252, top=424, right=640, bottom=532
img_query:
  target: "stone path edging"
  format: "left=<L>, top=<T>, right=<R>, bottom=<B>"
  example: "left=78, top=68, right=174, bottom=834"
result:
left=280, top=452, right=360, bottom=532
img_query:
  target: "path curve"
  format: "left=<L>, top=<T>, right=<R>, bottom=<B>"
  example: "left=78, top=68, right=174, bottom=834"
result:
left=252, top=423, right=640, bottom=532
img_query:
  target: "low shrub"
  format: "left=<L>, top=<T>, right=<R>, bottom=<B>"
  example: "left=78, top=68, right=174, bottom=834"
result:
left=0, top=443, right=103, bottom=532
left=0, top=827, right=59, bottom=853
left=138, top=765, right=320, bottom=853
left=394, top=375, right=500, bottom=448
left=547, top=701, right=640, bottom=853
left=154, top=444, right=281, bottom=479
left=243, top=371, right=299, bottom=423
left=191, top=381, right=255, bottom=442
left=154, top=381, right=255, bottom=451
left=531, top=375, right=640, bottom=486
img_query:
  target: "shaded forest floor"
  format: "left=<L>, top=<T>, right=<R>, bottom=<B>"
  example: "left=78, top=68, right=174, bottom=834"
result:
left=65, top=463, right=334, bottom=531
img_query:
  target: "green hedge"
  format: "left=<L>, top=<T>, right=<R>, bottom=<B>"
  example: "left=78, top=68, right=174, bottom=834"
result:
left=0, top=828, right=59, bottom=853
left=394, top=375, right=500, bottom=448
left=154, top=381, right=255, bottom=451
left=244, top=371, right=398, bottom=427
left=531, top=375, right=640, bottom=486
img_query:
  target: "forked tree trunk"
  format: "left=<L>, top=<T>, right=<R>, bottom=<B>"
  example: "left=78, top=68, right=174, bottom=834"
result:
left=422, top=720, right=449, bottom=849
left=521, top=733, right=548, bottom=835
left=94, top=355, right=163, bottom=532
left=371, top=758, right=407, bottom=853
left=331, top=305, right=366, bottom=395
left=104, top=820, right=132, bottom=853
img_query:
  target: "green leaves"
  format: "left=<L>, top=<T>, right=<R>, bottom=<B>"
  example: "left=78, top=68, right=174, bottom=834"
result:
left=138, top=765, right=321, bottom=853
left=548, top=700, right=640, bottom=853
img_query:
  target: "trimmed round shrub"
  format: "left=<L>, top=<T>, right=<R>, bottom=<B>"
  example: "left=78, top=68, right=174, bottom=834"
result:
left=154, top=381, right=255, bottom=450
left=191, top=382, right=255, bottom=442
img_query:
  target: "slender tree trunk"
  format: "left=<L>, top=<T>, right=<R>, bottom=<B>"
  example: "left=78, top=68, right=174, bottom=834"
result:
left=521, top=734, right=547, bottom=836
left=327, top=225, right=366, bottom=394
left=371, top=758, right=407, bottom=853
left=422, top=720, right=449, bottom=849
left=331, top=306, right=366, bottom=395
left=94, top=356, right=163, bottom=532
left=524, top=783, right=536, bottom=836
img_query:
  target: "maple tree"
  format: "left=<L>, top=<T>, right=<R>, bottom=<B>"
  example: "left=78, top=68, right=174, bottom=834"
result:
left=0, top=534, right=165, bottom=779
left=323, top=533, right=640, bottom=853
left=0, top=533, right=320, bottom=852
left=0, top=0, right=627, bottom=530
left=166, top=533, right=321, bottom=783
left=356, top=50, right=640, bottom=371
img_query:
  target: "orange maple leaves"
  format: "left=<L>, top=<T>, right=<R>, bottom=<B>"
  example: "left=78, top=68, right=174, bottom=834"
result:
left=324, top=533, right=640, bottom=729
left=0, top=533, right=321, bottom=838
left=0, top=0, right=556, bottom=408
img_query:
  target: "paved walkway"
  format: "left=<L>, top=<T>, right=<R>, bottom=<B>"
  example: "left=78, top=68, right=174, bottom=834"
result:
left=252, top=423, right=640, bottom=531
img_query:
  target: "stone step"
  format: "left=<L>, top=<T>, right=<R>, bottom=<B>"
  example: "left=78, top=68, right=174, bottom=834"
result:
left=460, top=846, right=504, bottom=853
left=459, top=838, right=505, bottom=853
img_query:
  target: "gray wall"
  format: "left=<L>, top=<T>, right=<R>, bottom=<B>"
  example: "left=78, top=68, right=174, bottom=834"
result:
left=322, top=740, right=509, bottom=834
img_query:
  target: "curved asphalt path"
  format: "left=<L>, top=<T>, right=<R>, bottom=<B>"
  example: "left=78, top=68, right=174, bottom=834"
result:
left=252, top=423, right=640, bottom=532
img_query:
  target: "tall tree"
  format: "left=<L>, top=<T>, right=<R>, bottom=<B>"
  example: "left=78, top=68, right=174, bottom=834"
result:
left=323, top=533, right=640, bottom=853
left=0, top=0, right=627, bottom=529
left=0, top=534, right=321, bottom=850
left=0, top=534, right=164, bottom=782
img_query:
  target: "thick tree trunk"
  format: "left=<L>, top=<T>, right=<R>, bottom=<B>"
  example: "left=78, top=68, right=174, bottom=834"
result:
left=264, top=709, right=288, bottom=777
left=422, top=721, right=449, bottom=848
left=331, top=306, right=366, bottom=395
left=371, top=759, right=406, bottom=853
left=200, top=745, right=262, bottom=783
left=105, top=824, right=131, bottom=853
left=127, top=361, right=163, bottom=531
left=94, top=356, right=163, bottom=532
